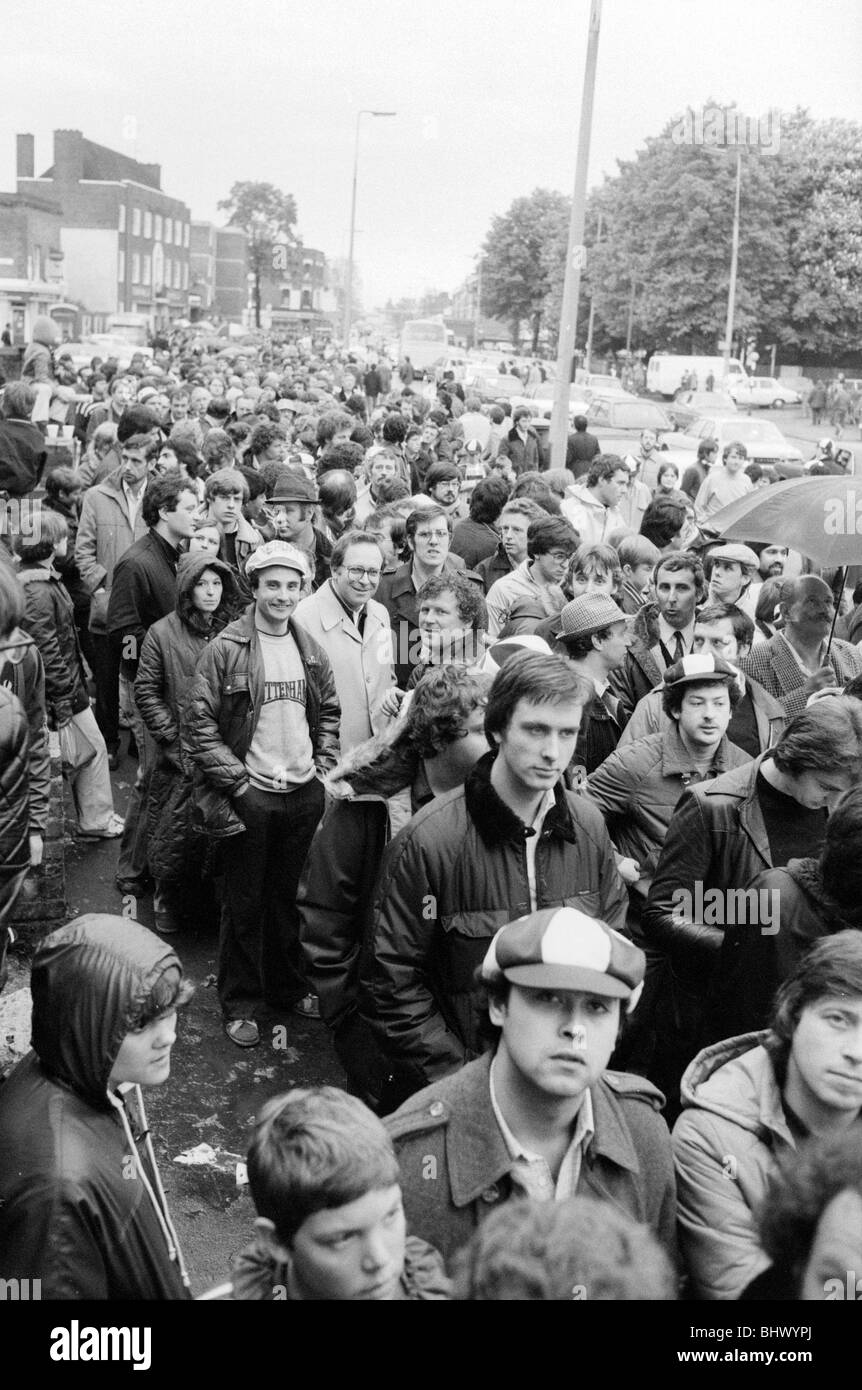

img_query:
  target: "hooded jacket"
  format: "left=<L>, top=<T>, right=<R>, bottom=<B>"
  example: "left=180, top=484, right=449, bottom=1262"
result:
left=135, top=554, right=242, bottom=880
left=389, top=1052, right=677, bottom=1265
left=672, top=1032, right=793, bottom=1301
left=182, top=607, right=340, bottom=838
left=0, top=915, right=191, bottom=1299
left=561, top=483, right=626, bottom=548
left=230, top=1233, right=451, bottom=1301
left=20, top=316, right=56, bottom=384
left=18, top=564, right=90, bottom=724
left=361, top=749, right=629, bottom=1092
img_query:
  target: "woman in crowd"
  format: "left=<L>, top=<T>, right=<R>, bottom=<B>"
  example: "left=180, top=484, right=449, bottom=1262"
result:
left=134, top=552, right=241, bottom=934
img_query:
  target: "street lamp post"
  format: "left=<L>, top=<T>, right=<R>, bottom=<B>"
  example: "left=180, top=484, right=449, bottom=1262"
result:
left=343, top=109, right=396, bottom=347
left=722, top=148, right=743, bottom=382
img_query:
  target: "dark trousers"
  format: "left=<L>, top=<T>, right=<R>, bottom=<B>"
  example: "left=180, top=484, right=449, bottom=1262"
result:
left=218, top=778, right=325, bottom=1021
left=90, top=631, right=121, bottom=751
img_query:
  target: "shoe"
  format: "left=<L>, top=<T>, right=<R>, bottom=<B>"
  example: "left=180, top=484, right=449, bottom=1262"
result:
left=154, top=911, right=179, bottom=935
left=115, top=875, right=151, bottom=897
left=293, top=993, right=320, bottom=1019
left=225, top=1018, right=260, bottom=1048
left=79, top=812, right=125, bottom=840
left=108, top=748, right=120, bottom=772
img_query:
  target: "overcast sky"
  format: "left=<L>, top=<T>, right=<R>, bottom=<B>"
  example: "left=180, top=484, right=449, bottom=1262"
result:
left=3, top=0, right=861, bottom=312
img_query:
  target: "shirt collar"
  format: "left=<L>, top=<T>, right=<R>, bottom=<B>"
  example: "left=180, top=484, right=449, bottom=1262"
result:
left=658, top=613, right=695, bottom=651
left=329, top=577, right=364, bottom=623
left=489, top=1056, right=595, bottom=1164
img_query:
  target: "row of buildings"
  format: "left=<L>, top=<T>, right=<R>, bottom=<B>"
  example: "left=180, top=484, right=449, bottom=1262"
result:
left=0, top=129, right=334, bottom=346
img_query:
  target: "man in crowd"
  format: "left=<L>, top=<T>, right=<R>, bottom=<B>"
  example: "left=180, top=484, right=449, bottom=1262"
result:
left=556, top=593, right=631, bottom=777
left=202, top=467, right=262, bottom=598
left=616, top=533, right=661, bottom=615
left=561, top=455, right=629, bottom=547
left=262, top=468, right=332, bottom=590
left=376, top=506, right=471, bottom=687
left=475, top=498, right=544, bottom=595
left=108, top=473, right=199, bottom=896
left=497, top=407, right=543, bottom=475
left=485, top=516, right=578, bottom=639
left=642, top=695, right=862, bottom=1116
left=619, top=602, right=786, bottom=758
left=565, top=414, right=601, bottom=479
left=450, top=476, right=509, bottom=571
left=75, top=432, right=156, bottom=767
left=741, top=575, right=862, bottom=717
left=362, top=650, right=628, bottom=1100
left=184, top=541, right=340, bottom=1048
left=386, top=905, right=676, bottom=1264
left=702, top=543, right=760, bottom=615
left=610, top=551, right=705, bottom=718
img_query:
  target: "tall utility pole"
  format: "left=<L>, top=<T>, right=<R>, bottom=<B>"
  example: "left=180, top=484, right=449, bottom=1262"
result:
left=584, top=209, right=603, bottom=374
left=343, top=109, right=396, bottom=346
left=473, top=260, right=482, bottom=351
left=550, top=0, right=602, bottom=471
left=722, top=148, right=742, bottom=382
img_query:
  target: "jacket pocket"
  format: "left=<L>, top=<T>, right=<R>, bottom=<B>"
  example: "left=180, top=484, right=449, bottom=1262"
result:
left=438, top=908, right=516, bottom=995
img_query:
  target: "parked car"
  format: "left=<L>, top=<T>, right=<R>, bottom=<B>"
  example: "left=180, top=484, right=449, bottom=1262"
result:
left=461, top=370, right=526, bottom=405
left=729, top=376, right=802, bottom=409
left=661, top=416, right=805, bottom=477
left=585, top=396, right=675, bottom=454
left=509, top=381, right=593, bottom=420
left=666, top=390, right=739, bottom=431
left=576, top=372, right=633, bottom=394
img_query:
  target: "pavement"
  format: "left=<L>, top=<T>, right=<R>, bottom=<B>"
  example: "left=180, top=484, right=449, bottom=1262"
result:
left=3, top=744, right=344, bottom=1296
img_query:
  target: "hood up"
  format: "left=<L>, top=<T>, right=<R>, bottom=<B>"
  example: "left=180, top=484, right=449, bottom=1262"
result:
left=176, top=551, right=242, bottom=633
left=30, top=913, right=182, bottom=1109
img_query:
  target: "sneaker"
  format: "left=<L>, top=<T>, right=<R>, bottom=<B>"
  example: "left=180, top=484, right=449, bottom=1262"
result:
left=293, top=993, right=320, bottom=1019
left=79, top=812, right=125, bottom=840
left=225, top=1018, right=260, bottom=1048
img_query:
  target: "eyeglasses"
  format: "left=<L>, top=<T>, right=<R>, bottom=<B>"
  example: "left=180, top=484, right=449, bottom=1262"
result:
left=345, top=567, right=381, bottom=583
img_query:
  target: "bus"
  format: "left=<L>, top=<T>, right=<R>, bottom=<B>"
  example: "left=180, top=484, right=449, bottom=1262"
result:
left=398, top=319, right=449, bottom=373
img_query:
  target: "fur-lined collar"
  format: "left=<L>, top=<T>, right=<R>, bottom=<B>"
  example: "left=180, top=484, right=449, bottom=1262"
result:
left=463, top=750, right=576, bottom=847
left=782, top=857, right=862, bottom=933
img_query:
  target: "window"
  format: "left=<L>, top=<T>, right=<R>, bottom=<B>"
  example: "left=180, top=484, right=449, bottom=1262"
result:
left=164, top=218, right=172, bottom=245
left=182, top=261, right=188, bottom=290
left=119, top=250, right=125, bottom=282
left=132, top=253, right=140, bottom=283
left=183, top=222, right=189, bottom=249
left=154, top=214, right=162, bottom=241
left=119, top=204, right=126, bottom=233
left=142, top=255, right=152, bottom=286
left=132, top=206, right=141, bottom=237
left=32, top=245, right=42, bottom=281
left=173, top=259, right=181, bottom=289
left=143, top=209, right=152, bottom=239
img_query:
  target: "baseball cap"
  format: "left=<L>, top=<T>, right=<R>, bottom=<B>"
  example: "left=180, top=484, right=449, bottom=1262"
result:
left=707, top=543, right=759, bottom=572
left=481, top=906, right=645, bottom=1007
left=559, top=593, right=627, bottom=641
left=244, top=540, right=311, bottom=582
left=266, top=469, right=318, bottom=505
left=661, top=652, right=740, bottom=689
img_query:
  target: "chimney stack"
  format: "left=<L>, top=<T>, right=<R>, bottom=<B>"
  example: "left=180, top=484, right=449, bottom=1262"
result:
left=16, top=134, right=35, bottom=179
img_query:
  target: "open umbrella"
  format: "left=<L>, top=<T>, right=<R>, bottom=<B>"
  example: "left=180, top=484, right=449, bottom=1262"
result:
left=707, top=475, right=862, bottom=654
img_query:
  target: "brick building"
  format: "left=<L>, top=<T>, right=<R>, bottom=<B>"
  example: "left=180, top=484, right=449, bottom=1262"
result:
left=0, top=183, right=67, bottom=346
left=16, top=129, right=191, bottom=331
left=190, top=221, right=247, bottom=323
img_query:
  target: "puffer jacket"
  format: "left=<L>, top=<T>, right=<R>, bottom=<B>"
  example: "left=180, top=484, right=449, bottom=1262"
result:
left=75, top=466, right=148, bottom=632
left=389, top=1052, right=677, bottom=1265
left=362, top=748, right=628, bottom=1092
left=705, top=858, right=862, bottom=1043
left=2, top=641, right=50, bottom=835
left=231, top=1233, right=451, bottom=1301
left=672, top=1033, right=793, bottom=1301
left=587, top=725, right=751, bottom=879
left=182, top=608, right=341, bottom=839
left=608, top=601, right=667, bottom=718
left=0, top=914, right=191, bottom=1298
left=0, top=685, right=30, bottom=872
left=135, top=555, right=242, bottom=881
left=18, top=565, right=89, bottom=725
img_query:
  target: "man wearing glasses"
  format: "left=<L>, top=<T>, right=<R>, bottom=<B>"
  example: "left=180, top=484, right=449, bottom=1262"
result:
left=0, top=568, right=50, bottom=991
left=376, top=507, right=475, bottom=688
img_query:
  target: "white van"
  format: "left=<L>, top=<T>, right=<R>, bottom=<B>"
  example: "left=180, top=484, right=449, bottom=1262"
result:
left=647, top=353, right=748, bottom=398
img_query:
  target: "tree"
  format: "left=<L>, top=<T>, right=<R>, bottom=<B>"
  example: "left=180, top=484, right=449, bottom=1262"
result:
left=217, top=182, right=299, bottom=328
left=481, top=189, right=571, bottom=353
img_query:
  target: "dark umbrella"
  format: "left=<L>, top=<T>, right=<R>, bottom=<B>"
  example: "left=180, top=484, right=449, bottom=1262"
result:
left=707, top=475, right=862, bottom=655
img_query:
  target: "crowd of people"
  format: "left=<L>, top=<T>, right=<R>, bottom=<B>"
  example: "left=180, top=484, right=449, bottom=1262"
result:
left=1, top=327, right=862, bottom=1304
